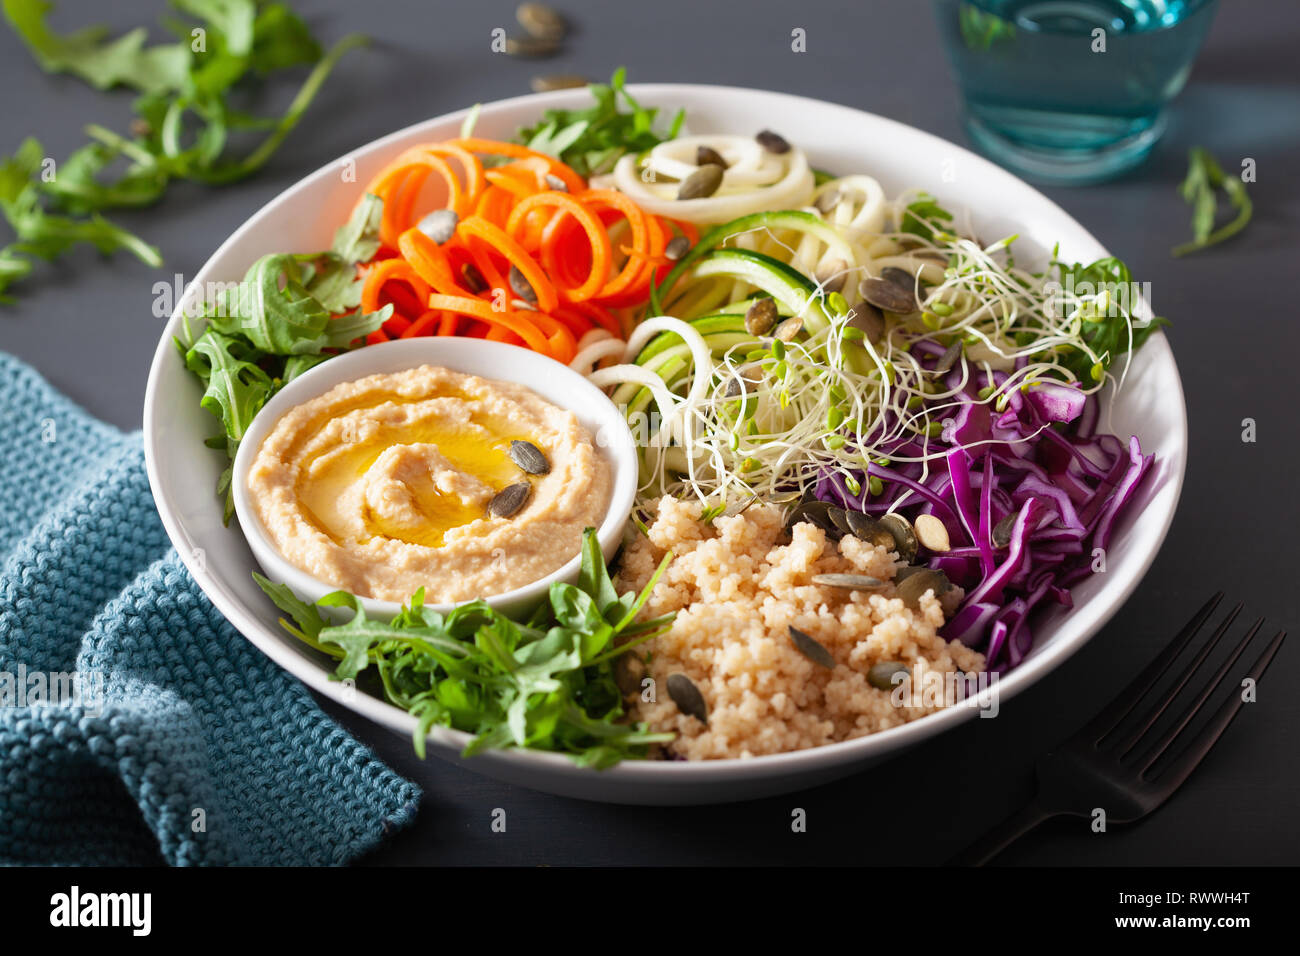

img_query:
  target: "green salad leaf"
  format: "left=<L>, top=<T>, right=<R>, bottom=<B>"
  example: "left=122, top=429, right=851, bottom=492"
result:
left=2, top=0, right=191, bottom=94
left=1047, top=255, right=1167, bottom=383
left=0, top=0, right=365, bottom=301
left=255, top=528, right=677, bottom=767
left=177, top=192, right=390, bottom=521
left=1172, top=146, right=1252, bottom=257
left=0, top=136, right=162, bottom=300
left=513, top=67, right=685, bottom=178
left=899, top=193, right=955, bottom=242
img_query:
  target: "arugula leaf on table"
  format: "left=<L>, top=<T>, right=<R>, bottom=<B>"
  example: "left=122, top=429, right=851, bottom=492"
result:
left=256, top=529, right=678, bottom=767
left=1172, top=146, right=1252, bottom=257
left=0, top=137, right=162, bottom=300
left=513, top=67, right=685, bottom=178
left=2, top=0, right=191, bottom=94
left=0, top=0, right=366, bottom=300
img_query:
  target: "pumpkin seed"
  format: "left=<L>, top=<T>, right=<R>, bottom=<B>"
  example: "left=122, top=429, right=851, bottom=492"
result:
left=696, top=145, right=728, bottom=169
left=816, top=258, right=849, bottom=294
left=859, top=276, right=917, bottom=314
left=880, top=266, right=916, bottom=290
left=666, top=673, right=708, bottom=723
left=544, top=173, right=568, bottom=191
left=786, top=499, right=840, bottom=539
left=877, top=513, right=919, bottom=562
left=895, top=568, right=951, bottom=608
left=461, top=262, right=487, bottom=294
left=992, top=512, right=1017, bottom=549
left=724, top=362, right=762, bottom=398
left=756, top=129, right=791, bottom=154
left=530, top=73, right=587, bottom=93
left=488, top=482, right=532, bottom=518
left=511, top=298, right=537, bottom=311
left=417, top=208, right=458, bottom=244
left=814, top=189, right=841, bottom=214
left=504, top=35, right=559, bottom=57
left=893, top=565, right=929, bottom=583
left=827, top=506, right=854, bottom=534
left=773, top=316, right=803, bottom=342
left=517, top=2, right=567, bottom=40
left=845, top=512, right=896, bottom=550
left=614, top=654, right=644, bottom=697
left=744, top=297, right=778, bottom=336
left=847, top=302, right=885, bottom=344
left=914, top=513, right=951, bottom=552
left=677, top=163, right=724, bottom=200
left=810, top=573, right=886, bottom=592
left=508, top=439, right=550, bottom=475
left=868, top=661, right=910, bottom=690
left=665, top=235, right=691, bottom=260
left=509, top=264, right=537, bottom=303
left=788, top=626, right=835, bottom=669
left=933, top=341, right=963, bottom=374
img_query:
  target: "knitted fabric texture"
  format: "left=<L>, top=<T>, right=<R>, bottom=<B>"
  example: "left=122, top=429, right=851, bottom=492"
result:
left=0, top=353, right=420, bottom=865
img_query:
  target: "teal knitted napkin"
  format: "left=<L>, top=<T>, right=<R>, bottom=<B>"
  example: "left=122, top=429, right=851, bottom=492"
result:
left=0, top=352, right=420, bottom=865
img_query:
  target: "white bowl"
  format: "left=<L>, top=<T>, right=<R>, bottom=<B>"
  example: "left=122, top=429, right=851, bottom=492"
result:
left=143, top=84, right=1187, bottom=805
left=229, top=337, right=638, bottom=621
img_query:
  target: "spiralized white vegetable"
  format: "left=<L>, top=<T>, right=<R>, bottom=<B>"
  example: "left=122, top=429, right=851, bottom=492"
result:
left=588, top=139, right=1137, bottom=508
left=607, top=135, right=815, bottom=224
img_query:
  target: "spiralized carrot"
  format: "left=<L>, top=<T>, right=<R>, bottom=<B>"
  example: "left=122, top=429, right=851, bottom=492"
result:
left=350, top=136, right=682, bottom=361
left=457, top=216, right=558, bottom=313
left=506, top=193, right=610, bottom=302
left=428, top=294, right=552, bottom=355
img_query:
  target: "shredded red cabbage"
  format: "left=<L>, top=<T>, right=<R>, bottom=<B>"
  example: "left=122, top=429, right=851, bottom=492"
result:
left=814, top=354, right=1153, bottom=673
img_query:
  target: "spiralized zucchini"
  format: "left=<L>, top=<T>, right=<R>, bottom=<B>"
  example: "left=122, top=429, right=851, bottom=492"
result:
left=606, top=135, right=815, bottom=224
left=590, top=138, right=1149, bottom=510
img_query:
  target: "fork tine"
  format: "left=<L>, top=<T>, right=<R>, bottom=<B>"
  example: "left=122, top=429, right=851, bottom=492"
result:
left=1077, top=592, right=1222, bottom=746
left=1131, top=617, right=1264, bottom=770
left=1107, top=602, right=1243, bottom=755
left=1147, top=629, right=1286, bottom=792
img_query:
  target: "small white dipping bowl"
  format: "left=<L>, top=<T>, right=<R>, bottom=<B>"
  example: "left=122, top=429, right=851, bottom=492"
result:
left=230, top=337, right=638, bottom=621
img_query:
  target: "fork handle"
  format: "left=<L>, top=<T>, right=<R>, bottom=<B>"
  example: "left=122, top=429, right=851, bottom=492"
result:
left=947, top=798, right=1057, bottom=866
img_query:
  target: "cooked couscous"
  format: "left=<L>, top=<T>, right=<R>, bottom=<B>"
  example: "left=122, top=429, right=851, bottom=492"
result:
left=614, top=497, right=986, bottom=760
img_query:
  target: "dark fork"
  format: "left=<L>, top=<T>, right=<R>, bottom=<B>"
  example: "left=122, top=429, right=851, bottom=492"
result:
left=949, top=593, right=1286, bottom=866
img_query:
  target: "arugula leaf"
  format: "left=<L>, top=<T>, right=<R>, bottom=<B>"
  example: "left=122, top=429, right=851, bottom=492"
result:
left=0, top=0, right=365, bottom=300
left=182, top=327, right=273, bottom=442
left=1172, top=146, right=1252, bottom=257
left=173, top=0, right=256, bottom=58
left=204, top=254, right=332, bottom=353
left=899, top=193, right=954, bottom=242
left=248, top=2, right=322, bottom=72
left=252, top=571, right=327, bottom=642
left=259, top=528, right=678, bottom=766
left=329, top=192, right=383, bottom=263
left=177, top=191, right=387, bottom=519
left=0, top=137, right=163, bottom=300
left=2, top=0, right=190, bottom=94
left=1045, top=255, right=1168, bottom=383
left=513, top=67, right=685, bottom=178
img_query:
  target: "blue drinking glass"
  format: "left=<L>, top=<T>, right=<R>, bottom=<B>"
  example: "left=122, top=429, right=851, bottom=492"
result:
left=933, top=0, right=1219, bottom=184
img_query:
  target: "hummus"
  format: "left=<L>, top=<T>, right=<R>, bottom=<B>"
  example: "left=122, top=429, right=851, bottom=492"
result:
left=246, top=364, right=612, bottom=603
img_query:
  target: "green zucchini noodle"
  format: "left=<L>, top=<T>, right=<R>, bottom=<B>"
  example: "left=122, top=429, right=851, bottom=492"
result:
left=583, top=142, right=1152, bottom=509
